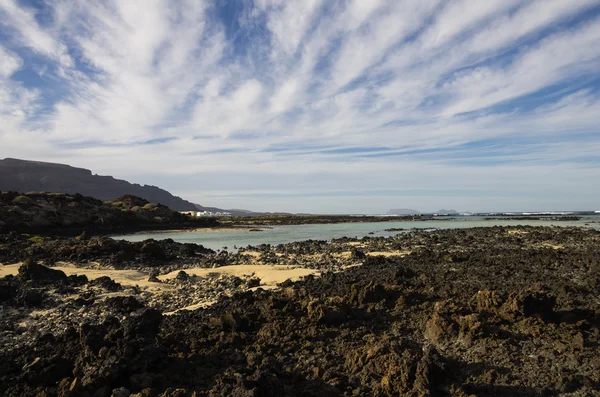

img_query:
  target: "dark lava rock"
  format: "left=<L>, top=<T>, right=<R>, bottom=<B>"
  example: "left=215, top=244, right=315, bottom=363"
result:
left=350, top=248, right=366, bottom=260
left=123, top=308, right=163, bottom=338
left=73, top=296, right=95, bottom=307
left=0, top=278, right=17, bottom=303
left=0, top=232, right=215, bottom=269
left=19, top=290, right=43, bottom=307
left=0, top=275, right=46, bottom=307
left=105, top=296, right=143, bottom=313
left=140, top=240, right=167, bottom=260
left=502, top=285, right=557, bottom=321
left=67, top=274, right=89, bottom=286
left=148, top=269, right=161, bottom=283
left=89, top=276, right=122, bottom=292
left=246, top=277, right=261, bottom=288
left=18, top=260, right=67, bottom=282
left=2, top=226, right=600, bottom=397
left=22, top=355, right=74, bottom=387
left=179, top=243, right=198, bottom=257
left=175, top=270, right=190, bottom=282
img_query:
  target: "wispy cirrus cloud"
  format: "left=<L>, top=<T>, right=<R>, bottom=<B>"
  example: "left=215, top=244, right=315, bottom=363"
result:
left=0, top=0, right=599, bottom=212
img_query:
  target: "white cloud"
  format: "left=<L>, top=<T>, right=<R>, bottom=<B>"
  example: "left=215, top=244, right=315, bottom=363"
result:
left=0, top=0, right=73, bottom=67
left=0, top=46, right=22, bottom=77
left=441, top=17, right=600, bottom=116
left=259, top=0, right=325, bottom=56
left=0, top=0, right=599, bottom=212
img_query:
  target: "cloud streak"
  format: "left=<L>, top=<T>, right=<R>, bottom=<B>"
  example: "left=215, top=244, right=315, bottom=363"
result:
left=0, top=0, right=599, bottom=212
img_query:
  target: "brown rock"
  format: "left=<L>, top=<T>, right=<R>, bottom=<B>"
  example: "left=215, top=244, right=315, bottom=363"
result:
left=471, top=290, right=503, bottom=312
left=502, top=288, right=556, bottom=321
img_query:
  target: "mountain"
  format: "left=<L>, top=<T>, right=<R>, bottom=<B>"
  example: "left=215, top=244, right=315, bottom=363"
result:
left=435, top=209, right=459, bottom=215
left=192, top=204, right=259, bottom=216
left=386, top=208, right=420, bottom=215
left=0, top=158, right=198, bottom=211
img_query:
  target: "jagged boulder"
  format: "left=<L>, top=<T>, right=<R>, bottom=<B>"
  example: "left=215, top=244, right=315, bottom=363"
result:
left=89, top=276, right=122, bottom=292
left=502, top=286, right=556, bottom=321
left=18, top=260, right=67, bottom=282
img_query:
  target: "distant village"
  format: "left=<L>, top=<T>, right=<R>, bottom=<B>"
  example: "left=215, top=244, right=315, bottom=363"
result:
left=180, top=210, right=232, bottom=217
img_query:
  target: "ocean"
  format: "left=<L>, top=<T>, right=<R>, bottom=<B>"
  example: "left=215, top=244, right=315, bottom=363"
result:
left=112, top=215, right=600, bottom=251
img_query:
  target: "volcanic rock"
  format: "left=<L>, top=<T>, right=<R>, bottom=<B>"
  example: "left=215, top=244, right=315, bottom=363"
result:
left=18, top=260, right=67, bottom=282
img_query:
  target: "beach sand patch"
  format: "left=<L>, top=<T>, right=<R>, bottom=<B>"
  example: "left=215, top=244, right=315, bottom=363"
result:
left=366, top=250, right=411, bottom=257
left=346, top=242, right=365, bottom=247
left=241, top=251, right=262, bottom=258
left=159, top=264, right=318, bottom=286
left=539, top=242, right=564, bottom=250
left=0, top=262, right=172, bottom=293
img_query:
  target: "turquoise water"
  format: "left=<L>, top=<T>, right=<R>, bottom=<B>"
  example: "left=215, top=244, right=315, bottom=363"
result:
left=113, top=216, right=600, bottom=251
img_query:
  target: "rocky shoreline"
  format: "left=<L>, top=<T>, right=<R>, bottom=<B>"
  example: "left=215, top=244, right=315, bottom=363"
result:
left=1, top=226, right=599, bottom=396
left=0, top=192, right=218, bottom=237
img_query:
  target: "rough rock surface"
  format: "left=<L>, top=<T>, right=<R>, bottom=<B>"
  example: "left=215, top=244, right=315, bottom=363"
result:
left=0, top=234, right=214, bottom=269
left=0, top=226, right=599, bottom=396
left=0, top=191, right=218, bottom=236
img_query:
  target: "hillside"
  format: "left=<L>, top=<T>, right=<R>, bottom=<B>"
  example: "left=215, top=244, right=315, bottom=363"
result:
left=0, top=158, right=197, bottom=211
left=0, top=191, right=217, bottom=236
left=386, top=208, right=420, bottom=215
left=435, top=209, right=459, bottom=215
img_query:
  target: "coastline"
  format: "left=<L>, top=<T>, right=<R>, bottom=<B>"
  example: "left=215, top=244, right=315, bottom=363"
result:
left=112, top=225, right=272, bottom=236
left=2, top=225, right=600, bottom=395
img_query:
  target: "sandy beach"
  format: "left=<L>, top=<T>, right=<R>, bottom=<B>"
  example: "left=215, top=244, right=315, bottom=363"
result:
left=0, top=261, right=318, bottom=296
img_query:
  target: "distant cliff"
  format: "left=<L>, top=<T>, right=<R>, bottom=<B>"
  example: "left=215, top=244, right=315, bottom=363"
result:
left=0, top=158, right=197, bottom=211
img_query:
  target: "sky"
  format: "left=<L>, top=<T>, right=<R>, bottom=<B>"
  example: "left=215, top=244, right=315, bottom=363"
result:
left=1, top=0, right=600, bottom=214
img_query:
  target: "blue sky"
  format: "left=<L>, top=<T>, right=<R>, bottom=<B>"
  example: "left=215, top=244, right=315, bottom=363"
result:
left=1, top=0, right=600, bottom=213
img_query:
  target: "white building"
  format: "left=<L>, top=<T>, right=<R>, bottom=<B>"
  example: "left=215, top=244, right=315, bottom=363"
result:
left=196, top=211, right=232, bottom=217
left=180, top=210, right=232, bottom=217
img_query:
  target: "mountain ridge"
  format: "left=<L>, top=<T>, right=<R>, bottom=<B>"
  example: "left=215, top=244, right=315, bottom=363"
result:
left=0, top=158, right=202, bottom=212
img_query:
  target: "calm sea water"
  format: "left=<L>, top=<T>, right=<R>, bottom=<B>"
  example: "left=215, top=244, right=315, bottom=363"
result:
left=113, top=215, right=600, bottom=251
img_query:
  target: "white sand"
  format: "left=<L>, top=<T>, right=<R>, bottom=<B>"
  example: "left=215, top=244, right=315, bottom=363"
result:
left=241, top=251, right=262, bottom=258
left=1, top=261, right=319, bottom=315
left=366, top=251, right=411, bottom=257
left=0, top=262, right=172, bottom=293
left=1, top=263, right=318, bottom=293
left=158, top=264, right=318, bottom=286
